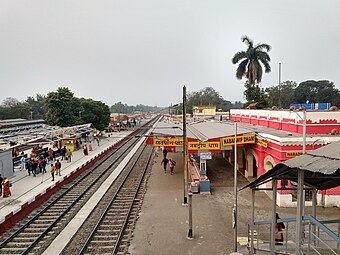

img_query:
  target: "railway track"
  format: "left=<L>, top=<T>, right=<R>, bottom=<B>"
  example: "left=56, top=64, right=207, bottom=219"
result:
left=74, top=143, right=153, bottom=255
left=0, top=117, right=158, bottom=255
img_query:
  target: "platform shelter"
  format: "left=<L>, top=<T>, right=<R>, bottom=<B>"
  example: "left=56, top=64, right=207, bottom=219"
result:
left=241, top=140, right=340, bottom=255
left=147, top=119, right=254, bottom=193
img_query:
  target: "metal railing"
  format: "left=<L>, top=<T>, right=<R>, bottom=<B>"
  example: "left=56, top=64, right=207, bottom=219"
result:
left=248, top=216, right=340, bottom=254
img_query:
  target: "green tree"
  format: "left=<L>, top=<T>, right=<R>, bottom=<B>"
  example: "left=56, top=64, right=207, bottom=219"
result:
left=26, top=94, right=46, bottom=119
left=79, top=98, right=110, bottom=130
left=244, top=82, right=269, bottom=108
left=0, top=97, right=30, bottom=119
left=232, top=35, right=271, bottom=85
left=266, top=81, right=297, bottom=108
left=186, top=87, right=234, bottom=114
left=293, top=80, right=340, bottom=106
left=45, top=87, right=76, bottom=127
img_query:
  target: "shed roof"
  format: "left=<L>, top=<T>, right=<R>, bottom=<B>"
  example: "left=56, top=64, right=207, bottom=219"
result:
left=152, top=120, right=254, bottom=141
left=241, top=140, right=340, bottom=190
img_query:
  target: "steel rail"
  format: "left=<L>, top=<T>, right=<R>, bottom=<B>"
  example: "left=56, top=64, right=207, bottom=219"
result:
left=112, top=146, right=153, bottom=254
left=77, top=144, right=152, bottom=254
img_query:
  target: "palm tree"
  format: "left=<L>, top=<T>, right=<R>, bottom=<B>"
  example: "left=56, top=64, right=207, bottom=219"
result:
left=232, top=35, right=271, bottom=85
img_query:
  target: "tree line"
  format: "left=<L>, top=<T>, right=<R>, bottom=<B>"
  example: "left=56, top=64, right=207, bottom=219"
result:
left=0, top=87, right=110, bottom=131
left=110, top=102, right=162, bottom=114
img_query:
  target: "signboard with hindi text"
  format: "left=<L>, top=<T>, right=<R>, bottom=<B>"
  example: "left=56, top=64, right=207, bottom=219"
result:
left=153, top=138, right=183, bottom=147
left=188, top=142, right=220, bottom=151
left=221, top=134, right=255, bottom=146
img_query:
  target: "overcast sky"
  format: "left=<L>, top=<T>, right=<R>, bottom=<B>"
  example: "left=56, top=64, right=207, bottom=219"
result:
left=1, top=0, right=339, bottom=107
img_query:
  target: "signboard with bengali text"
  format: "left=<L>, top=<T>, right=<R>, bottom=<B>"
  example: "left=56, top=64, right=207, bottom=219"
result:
left=153, top=138, right=183, bottom=147
left=188, top=142, right=220, bottom=150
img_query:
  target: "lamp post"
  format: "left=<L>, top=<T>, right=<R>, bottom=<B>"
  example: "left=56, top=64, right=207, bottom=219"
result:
left=182, top=86, right=188, bottom=205
left=278, top=62, right=282, bottom=109
left=295, top=109, right=307, bottom=254
left=233, top=122, right=238, bottom=252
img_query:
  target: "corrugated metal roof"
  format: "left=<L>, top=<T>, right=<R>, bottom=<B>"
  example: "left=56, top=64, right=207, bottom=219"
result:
left=241, top=140, right=340, bottom=190
left=152, top=120, right=254, bottom=141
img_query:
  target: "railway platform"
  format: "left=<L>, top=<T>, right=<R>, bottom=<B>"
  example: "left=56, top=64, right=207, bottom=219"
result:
left=0, top=130, right=134, bottom=235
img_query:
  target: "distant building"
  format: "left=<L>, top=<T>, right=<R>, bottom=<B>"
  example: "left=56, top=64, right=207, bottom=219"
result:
left=192, top=106, right=216, bottom=120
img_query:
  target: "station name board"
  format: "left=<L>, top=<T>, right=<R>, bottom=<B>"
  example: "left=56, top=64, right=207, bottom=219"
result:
left=221, top=134, right=255, bottom=146
left=256, top=139, right=268, bottom=148
left=286, top=151, right=302, bottom=158
left=188, top=142, right=220, bottom=150
left=153, top=138, right=183, bottom=147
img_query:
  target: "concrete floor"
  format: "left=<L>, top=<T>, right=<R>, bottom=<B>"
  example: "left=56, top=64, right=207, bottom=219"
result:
left=129, top=151, right=340, bottom=255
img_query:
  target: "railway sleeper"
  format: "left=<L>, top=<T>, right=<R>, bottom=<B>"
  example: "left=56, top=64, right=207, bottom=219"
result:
left=86, top=245, right=116, bottom=253
left=96, top=229, right=117, bottom=234
left=90, top=239, right=116, bottom=244
left=42, top=212, right=63, bottom=216
left=0, top=247, right=27, bottom=254
left=10, top=236, right=36, bottom=242
left=16, top=232, right=41, bottom=237
left=1, top=242, right=31, bottom=249
left=34, top=219, right=55, bottom=223
left=98, top=224, right=123, bottom=230
left=28, top=223, right=52, bottom=228
left=92, top=235, right=118, bottom=241
left=23, top=227, right=47, bottom=232
left=109, top=206, right=130, bottom=210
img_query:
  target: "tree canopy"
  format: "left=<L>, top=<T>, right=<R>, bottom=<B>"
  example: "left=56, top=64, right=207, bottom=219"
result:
left=265, top=81, right=297, bottom=108
left=293, top=80, right=340, bottom=106
left=232, top=35, right=271, bottom=85
left=45, top=87, right=75, bottom=127
left=110, top=102, right=162, bottom=114
left=44, top=87, right=110, bottom=130
left=183, top=87, right=242, bottom=114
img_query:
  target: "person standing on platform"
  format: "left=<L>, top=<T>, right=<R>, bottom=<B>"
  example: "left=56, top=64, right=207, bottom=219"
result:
left=83, top=145, right=88, bottom=156
left=163, top=148, right=168, bottom=159
left=0, top=174, right=3, bottom=197
left=31, top=159, right=37, bottom=177
left=20, top=153, right=26, bottom=171
left=161, top=157, right=169, bottom=173
left=41, top=157, right=47, bottom=174
left=88, top=141, right=93, bottom=151
left=66, top=149, right=72, bottom=162
left=55, top=159, right=62, bottom=176
left=48, top=148, right=54, bottom=162
left=26, top=159, right=32, bottom=176
left=169, top=158, right=176, bottom=175
left=50, top=163, right=56, bottom=181
left=275, top=213, right=285, bottom=244
left=1, top=177, right=11, bottom=197
left=61, top=146, right=67, bottom=161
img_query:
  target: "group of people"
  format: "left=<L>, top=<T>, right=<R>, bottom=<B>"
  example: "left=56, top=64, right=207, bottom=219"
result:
left=21, top=146, right=68, bottom=181
left=160, top=148, right=176, bottom=175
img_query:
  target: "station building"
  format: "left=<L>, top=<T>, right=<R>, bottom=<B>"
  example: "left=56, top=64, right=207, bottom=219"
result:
left=149, top=108, right=340, bottom=207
